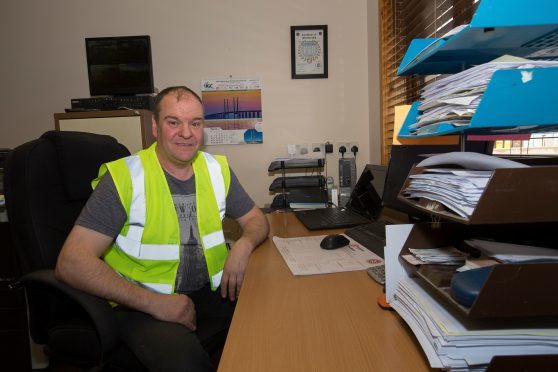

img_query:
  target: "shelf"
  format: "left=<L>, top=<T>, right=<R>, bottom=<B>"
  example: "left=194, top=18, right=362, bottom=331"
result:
left=398, top=223, right=558, bottom=320
left=398, top=66, right=558, bottom=138
left=267, top=158, right=324, bottom=172
left=397, top=0, right=558, bottom=76
left=398, top=164, right=558, bottom=225
left=54, top=109, right=154, bottom=153
left=267, top=158, right=326, bottom=209
left=268, top=175, right=326, bottom=191
left=270, top=189, right=328, bottom=209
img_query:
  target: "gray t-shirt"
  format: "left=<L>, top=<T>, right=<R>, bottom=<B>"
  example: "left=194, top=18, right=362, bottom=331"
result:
left=76, top=165, right=255, bottom=293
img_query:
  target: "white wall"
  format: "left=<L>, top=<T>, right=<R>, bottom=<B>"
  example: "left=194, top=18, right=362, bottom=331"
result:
left=0, top=0, right=380, bottom=207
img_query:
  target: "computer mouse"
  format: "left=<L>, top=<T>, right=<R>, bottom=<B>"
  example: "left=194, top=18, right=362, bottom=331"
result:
left=320, top=234, right=350, bottom=250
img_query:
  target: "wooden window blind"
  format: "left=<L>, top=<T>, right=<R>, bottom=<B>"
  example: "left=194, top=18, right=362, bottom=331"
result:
left=379, top=0, right=478, bottom=164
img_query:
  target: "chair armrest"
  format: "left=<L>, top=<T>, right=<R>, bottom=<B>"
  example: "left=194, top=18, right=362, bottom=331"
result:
left=21, top=269, right=120, bottom=354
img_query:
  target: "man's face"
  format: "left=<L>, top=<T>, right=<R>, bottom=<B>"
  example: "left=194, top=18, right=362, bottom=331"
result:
left=152, top=92, right=204, bottom=167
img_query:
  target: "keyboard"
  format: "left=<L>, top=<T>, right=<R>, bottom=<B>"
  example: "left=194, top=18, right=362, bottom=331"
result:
left=344, top=221, right=387, bottom=258
left=366, top=265, right=385, bottom=285
left=345, top=222, right=390, bottom=285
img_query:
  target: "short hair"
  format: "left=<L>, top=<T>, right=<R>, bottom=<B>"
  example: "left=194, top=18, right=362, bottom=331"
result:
left=153, top=86, right=203, bottom=121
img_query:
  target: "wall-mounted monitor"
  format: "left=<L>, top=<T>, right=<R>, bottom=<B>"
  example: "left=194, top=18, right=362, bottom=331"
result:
left=85, top=35, right=154, bottom=96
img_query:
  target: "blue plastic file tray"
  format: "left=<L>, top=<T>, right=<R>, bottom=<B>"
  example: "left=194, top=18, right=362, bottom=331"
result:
left=397, top=0, right=558, bottom=76
left=397, top=67, right=558, bottom=139
left=398, top=102, right=463, bottom=138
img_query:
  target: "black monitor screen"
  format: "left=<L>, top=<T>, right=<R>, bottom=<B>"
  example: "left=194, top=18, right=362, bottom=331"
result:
left=383, top=142, right=490, bottom=221
left=345, top=165, right=386, bottom=220
left=85, top=35, right=154, bottom=96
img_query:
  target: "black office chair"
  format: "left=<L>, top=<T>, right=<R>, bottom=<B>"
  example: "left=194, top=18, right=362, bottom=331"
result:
left=4, top=130, right=144, bottom=370
left=4, top=130, right=229, bottom=370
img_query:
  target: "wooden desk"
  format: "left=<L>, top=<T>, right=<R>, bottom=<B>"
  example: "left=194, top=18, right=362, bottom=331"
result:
left=218, top=212, right=433, bottom=372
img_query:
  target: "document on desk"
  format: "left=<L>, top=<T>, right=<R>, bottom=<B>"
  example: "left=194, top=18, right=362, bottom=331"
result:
left=272, top=235, right=383, bottom=276
left=385, top=224, right=558, bottom=371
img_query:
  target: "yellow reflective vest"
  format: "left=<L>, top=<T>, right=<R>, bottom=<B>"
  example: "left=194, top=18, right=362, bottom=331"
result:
left=93, top=143, right=231, bottom=293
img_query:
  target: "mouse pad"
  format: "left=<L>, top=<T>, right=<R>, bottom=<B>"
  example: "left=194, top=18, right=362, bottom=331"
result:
left=272, top=235, right=383, bottom=276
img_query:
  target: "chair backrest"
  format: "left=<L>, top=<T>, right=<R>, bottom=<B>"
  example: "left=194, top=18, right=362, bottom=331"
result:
left=4, top=130, right=130, bottom=274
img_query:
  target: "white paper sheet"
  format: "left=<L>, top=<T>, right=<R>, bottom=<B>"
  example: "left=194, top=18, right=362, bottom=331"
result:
left=384, top=224, right=558, bottom=371
left=272, top=235, right=383, bottom=276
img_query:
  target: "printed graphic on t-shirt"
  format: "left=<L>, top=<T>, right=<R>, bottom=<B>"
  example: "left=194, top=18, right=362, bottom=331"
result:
left=172, top=194, right=209, bottom=293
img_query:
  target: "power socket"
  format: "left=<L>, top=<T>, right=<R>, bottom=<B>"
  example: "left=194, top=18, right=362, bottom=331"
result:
left=312, top=143, right=325, bottom=154
left=287, top=143, right=309, bottom=156
left=337, top=142, right=359, bottom=157
left=349, top=142, right=359, bottom=156
left=325, top=142, right=334, bottom=153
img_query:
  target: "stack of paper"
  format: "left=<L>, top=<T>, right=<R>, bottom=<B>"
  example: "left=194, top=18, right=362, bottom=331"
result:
left=403, top=168, right=491, bottom=218
left=385, top=225, right=558, bottom=372
left=393, top=277, right=558, bottom=371
left=464, top=239, right=558, bottom=263
left=401, top=152, right=529, bottom=219
left=408, top=247, right=466, bottom=265
left=409, top=59, right=558, bottom=136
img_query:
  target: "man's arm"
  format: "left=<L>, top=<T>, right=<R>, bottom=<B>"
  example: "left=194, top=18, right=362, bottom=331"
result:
left=55, top=225, right=197, bottom=330
left=220, top=206, right=269, bottom=301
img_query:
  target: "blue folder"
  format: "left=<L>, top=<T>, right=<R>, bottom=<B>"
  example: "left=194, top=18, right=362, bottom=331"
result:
left=397, top=0, right=558, bottom=76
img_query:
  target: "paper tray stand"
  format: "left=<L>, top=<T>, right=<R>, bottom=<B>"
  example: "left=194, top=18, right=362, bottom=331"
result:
left=398, top=165, right=558, bottom=225
left=397, top=223, right=558, bottom=320
left=397, top=0, right=558, bottom=76
left=397, top=67, right=558, bottom=139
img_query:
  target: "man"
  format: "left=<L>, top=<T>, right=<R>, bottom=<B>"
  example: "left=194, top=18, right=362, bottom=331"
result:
left=55, top=86, right=269, bottom=371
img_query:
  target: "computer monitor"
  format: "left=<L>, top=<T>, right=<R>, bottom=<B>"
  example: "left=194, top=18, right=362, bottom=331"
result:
left=85, top=35, right=154, bottom=96
left=382, top=142, right=490, bottom=221
left=344, top=164, right=386, bottom=220
left=368, top=164, right=387, bottom=199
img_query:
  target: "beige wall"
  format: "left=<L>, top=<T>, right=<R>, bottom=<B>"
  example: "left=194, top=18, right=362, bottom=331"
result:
left=0, top=0, right=380, bottom=207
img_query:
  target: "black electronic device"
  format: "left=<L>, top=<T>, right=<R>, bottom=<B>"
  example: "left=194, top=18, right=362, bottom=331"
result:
left=268, top=158, right=324, bottom=172
left=339, top=158, right=357, bottom=207
left=85, top=35, right=155, bottom=97
left=339, top=158, right=356, bottom=187
left=294, top=165, right=386, bottom=230
left=268, top=175, right=326, bottom=191
left=320, top=234, right=350, bottom=250
left=270, top=188, right=328, bottom=209
left=344, top=221, right=387, bottom=259
left=70, top=95, right=155, bottom=111
left=345, top=164, right=385, bottom=221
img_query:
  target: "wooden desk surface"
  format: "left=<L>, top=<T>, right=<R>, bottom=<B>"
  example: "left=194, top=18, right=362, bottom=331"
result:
left=218, top=212, right=434, bottom=372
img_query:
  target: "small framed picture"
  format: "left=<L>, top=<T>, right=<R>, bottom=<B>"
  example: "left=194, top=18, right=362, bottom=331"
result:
left=291, top=25, right=328, bottom=79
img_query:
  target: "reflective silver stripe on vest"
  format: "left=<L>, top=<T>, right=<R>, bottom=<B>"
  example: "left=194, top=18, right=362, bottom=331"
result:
left=201, top=152, right=226, bottom=220
left=202, top=230, right=226, bottom=250
left=115, top=234, right=180, bottom=260
left=117, top=270, right=173, bottom=295
left=114, top=152, right=225, bottom=260
left=124, top=156, right=146, bottom=241
left=211, top=270, right=223, bottom=289
left=114, top=155, right=179, bottom=261
left=142, top=282, right=173, bottom=294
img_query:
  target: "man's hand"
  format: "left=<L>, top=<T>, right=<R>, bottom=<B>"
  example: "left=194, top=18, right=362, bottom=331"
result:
left=148, top=293, right=197, bottom=331
left=220, top=206, right=269, bottom=301
left=221, top=241, right=252, bottom=301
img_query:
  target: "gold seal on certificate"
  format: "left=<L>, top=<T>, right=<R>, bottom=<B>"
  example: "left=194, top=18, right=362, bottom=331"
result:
left=291, top=25, right=328, bottom=79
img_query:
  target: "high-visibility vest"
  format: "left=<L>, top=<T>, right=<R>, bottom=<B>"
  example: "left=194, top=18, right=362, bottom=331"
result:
left=93, top=143, right=231, bottom=293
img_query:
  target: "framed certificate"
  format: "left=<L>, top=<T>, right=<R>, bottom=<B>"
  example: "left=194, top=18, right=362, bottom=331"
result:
left=291, top=25, right=328, bottom=79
